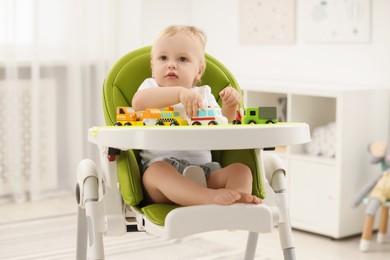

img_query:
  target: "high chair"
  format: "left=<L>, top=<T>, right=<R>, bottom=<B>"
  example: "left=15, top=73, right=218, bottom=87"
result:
left=75, top=46, right=310, bottom=260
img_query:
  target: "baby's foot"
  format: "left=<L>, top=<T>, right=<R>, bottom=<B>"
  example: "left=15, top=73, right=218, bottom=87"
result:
left=211, top=189, right=241, bottom=205
left=238, top=192, right=262, bottom=204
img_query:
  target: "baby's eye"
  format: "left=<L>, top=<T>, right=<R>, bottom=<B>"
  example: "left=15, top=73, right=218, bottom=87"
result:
left=179, top=57, right=187, bottom=62
left=159, top=56, right=167, bottom=61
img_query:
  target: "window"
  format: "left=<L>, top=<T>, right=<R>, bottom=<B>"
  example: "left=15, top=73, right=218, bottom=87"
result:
left=198, top=110, right=207, bottom=117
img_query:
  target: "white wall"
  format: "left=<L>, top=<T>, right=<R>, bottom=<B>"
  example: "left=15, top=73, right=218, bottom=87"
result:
left=190, top=0, right=390, bottom=87
left=125, top=0, right=390, bottom=89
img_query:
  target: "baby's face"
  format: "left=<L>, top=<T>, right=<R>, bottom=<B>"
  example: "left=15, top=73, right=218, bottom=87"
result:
left=151, top=32, right=204, bottom=88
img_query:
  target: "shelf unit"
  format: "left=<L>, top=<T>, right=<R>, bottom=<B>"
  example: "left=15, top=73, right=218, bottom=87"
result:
left=242, top=80, right=389, bottom=238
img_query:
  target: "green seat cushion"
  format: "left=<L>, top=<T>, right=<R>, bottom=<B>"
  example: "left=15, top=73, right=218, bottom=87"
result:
left=117, top=150, right=143, bottom=205
left=212, top=149, right=265, bottom=199
left=142, top=204, right=180, bottom=226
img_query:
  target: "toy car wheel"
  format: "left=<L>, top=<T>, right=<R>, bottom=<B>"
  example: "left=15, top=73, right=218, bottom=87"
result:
left=232, top=120, right=241, bottom=125
left=265, top=120, right=275, bottom=124
left=208, top=121, right=217, bottom=125
left=248, top=120, right=256, bottom=124
left=115, top=122, right=122, bottom=126
left=156, top=121, right=164, bottom=126
left=170, top=122, right=179, bottom=126
left=124, top=122, right=132, bottom=126
left=192, top=121, right=201, bottom=126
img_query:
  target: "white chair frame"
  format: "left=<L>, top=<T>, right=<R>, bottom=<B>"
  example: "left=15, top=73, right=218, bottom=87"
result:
left=76, top=124, right=310, bottom=259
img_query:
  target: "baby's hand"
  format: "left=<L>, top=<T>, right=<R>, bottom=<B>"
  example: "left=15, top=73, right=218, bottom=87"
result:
left=179, top=88, right=204, bottom=117
left=219, top=86, right=240, bottom=107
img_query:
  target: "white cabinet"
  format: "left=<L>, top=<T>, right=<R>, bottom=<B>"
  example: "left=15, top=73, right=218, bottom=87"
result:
left=242, top=81, right=389, bottom=238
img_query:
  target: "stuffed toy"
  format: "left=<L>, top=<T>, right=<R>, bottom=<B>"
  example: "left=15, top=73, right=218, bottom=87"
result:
left=352, top=141, right=390, bottom=251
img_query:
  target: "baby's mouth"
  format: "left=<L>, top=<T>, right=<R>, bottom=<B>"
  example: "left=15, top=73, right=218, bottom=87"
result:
left=165, top=72, right=178, bottom=78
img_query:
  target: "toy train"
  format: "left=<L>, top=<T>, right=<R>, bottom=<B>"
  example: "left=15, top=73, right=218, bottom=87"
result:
left=115, top=106, right=227, bottom=126
left=115, top=106, right=277, bottom=126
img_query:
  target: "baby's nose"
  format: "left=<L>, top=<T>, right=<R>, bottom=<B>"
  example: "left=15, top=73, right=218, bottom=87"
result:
left=168, top=61, right=177, bottom=69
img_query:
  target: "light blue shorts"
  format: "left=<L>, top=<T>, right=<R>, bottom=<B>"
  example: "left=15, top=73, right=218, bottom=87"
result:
left=142, top=157, right=221, bottom=179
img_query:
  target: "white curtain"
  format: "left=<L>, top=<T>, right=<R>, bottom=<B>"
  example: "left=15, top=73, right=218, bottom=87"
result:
left=0, top=0, right=121, bottom=202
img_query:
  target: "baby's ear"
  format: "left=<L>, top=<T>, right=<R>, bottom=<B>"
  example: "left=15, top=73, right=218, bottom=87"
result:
left=198, top=64, right=205, bottom=77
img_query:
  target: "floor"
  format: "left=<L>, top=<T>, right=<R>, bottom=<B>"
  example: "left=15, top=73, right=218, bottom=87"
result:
left=0, top=194, right=389, bottom=260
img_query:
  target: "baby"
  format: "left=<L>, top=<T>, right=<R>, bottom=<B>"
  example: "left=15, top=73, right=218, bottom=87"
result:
left=132, top=25, right=261, bottom=206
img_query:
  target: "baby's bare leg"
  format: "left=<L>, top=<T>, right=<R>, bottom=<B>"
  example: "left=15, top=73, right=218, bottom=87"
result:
left=207, top=163, right=261, bottom=204
left=142, top=161, right=242, bottom=206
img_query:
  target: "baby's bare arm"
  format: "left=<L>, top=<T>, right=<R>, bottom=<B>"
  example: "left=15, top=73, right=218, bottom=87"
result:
left=132, top=87, right=181, bottom=111
left=132, top=87, right=203, bottom=117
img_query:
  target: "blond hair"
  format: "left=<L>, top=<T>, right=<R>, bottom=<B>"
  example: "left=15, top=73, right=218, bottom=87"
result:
left=152, top=25, right=207, bottom=65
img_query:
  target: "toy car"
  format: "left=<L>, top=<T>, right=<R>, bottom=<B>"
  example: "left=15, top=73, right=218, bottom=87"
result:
left=233, top=107, right=278, bottom=125
left=190, top=106, right=228, bottom=126
left=115, top=107, right=144, bottom=126
left=142, top=107, right=188, bottom=126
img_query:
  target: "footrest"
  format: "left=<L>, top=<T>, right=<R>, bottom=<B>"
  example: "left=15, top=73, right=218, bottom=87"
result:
left=164, top=204, right=274, bottom=239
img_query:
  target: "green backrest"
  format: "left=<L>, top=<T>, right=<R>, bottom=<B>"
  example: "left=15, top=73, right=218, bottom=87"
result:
left=102, top=46, right=265, bottom=206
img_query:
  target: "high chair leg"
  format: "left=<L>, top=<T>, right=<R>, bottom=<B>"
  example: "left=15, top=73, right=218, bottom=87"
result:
left=83, top=176, right=106, bottom=259
left=76, top=159, right=106, bottom=259
left=276, top=193, right=296, bottom=260
left=244, top=232, right=259, bottom=260
left=377, top=206, right=389, bottom=243
left=279, top=221, right=296, bottom=260
left=270, top=170, right=296, bottom=260
left=76, top=206, right=87, bottom=260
